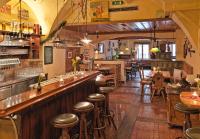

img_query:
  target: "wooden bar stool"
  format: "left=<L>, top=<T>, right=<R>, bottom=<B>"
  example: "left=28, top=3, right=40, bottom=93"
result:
left=99, top=87, right=117, bottom=130
left=87, top=93, right=106, bottom=138
left=175, top=103, right=200, bottom=138
left=185, top=127, right=200, bottom=139
left=73, top=102, right=94, bottom=139
left=51, top=113, right=79, bottom=139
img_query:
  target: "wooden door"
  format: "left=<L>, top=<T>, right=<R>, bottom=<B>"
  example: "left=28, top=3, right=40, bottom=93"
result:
left=66, top=47, right=80, bottom=72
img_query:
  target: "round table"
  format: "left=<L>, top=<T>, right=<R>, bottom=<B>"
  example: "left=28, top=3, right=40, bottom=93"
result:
left=180, top=91, right=200, bottom=108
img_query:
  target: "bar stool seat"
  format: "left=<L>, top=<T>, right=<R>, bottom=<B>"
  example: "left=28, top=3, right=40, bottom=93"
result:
left=52, top=113, right=79, bottom=128
left=87, top=93, right=106, bottom=138
left=99, top=87, right=117, bottom=130
left=185, top=127, right=200, bottom=139
left=87, top=93, right=105, bottom=102
left=99, top=87, right=114, bottom=93
left=51, top=113, right=79, bottom=139
left=175, top=103, right=200, bottom=114
left=73, top=102, right=94, bottom=139
left=74, top=101, right=94, bottom=113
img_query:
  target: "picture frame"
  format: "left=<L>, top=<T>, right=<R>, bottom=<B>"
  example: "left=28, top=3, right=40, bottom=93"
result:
left=67, top=51, right=72, bottom=59
left=83, top=49, right=89, bottom=56
left=98, top=43, right=104, bottom=54
left=44, top=46, right=53, bottom=65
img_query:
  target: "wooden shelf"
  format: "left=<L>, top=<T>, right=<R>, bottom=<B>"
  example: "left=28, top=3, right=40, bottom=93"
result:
left=0, top=30, right=45, bottom=37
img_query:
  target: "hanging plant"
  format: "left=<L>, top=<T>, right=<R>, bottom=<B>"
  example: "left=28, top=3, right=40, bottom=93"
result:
left=40, top=21, right=67, bottom=45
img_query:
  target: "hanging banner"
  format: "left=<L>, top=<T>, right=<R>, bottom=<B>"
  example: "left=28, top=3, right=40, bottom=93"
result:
left=90, top=0, right=109, bottom=22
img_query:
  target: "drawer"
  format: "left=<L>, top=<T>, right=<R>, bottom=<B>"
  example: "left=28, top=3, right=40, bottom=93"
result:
left=0, top=86, right=11, bottom=100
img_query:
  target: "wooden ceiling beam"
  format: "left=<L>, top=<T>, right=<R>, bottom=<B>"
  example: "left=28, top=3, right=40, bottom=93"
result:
left=88, top=30, right=176, bottom=35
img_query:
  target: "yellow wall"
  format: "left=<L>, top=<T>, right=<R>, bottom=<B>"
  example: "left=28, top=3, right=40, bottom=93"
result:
left=43, top=46, right=66, bottom=79
left=176, top=29, right=200, bottom=74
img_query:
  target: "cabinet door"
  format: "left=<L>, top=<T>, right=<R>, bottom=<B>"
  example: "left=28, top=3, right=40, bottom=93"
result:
left=0, top=86, right=11, bottom=100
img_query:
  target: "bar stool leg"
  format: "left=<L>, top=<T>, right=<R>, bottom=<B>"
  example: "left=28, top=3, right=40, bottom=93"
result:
left=79, top=113, right=89, bottom=139
left=184, top=114, right=192, bottom=131
left=61, top=128, right=70, bottom=139
left=105, top=94, right=117, bottom=130
left=93, top=102, right=105, bottom=138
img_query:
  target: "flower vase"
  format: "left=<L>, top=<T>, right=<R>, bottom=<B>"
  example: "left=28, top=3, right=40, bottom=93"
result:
left=37, top=82, right=42, bottom=92
left=73, top=66, right=77, bottom=73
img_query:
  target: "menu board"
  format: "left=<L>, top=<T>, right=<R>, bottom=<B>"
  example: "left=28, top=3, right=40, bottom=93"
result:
left=44, top=46, right=53, bottom=64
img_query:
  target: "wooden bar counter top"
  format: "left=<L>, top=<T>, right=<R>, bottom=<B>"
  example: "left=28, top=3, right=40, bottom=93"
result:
left=0, top=71, right=99, bottom=139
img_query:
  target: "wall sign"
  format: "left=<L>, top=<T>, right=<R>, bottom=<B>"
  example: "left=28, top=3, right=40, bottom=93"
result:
left=90, top=0, right=110, bottom=22
left=44, top=46, right=53, bottom=64
left=0, top=5, right=11, bottom=14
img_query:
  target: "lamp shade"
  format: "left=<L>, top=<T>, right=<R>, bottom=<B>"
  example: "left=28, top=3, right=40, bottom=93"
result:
left=150, top=47, right=160, bottom=53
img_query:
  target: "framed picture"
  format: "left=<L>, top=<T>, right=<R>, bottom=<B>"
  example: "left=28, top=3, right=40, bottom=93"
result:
left=98, top=43, right=104, bottom=54
left=44, top=46, right=53, bottom=65
left=67, top=51, right=72, bottom=59
left=83, top=49, right=89, bottom=56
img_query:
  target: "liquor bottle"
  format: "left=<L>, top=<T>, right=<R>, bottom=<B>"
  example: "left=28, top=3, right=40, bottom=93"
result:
left=39, top=25, right=42, bottom=35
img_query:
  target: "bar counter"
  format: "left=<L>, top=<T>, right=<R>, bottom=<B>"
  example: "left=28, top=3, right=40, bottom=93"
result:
left=0, top=71, right=99, bottom=139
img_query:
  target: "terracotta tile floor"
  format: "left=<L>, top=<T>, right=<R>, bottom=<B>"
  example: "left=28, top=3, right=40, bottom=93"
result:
left=104, top=76, right=183, bottom=139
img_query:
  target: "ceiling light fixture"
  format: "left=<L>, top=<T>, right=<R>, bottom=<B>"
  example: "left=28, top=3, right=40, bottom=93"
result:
left=81, top=0, right=92, bottom=45
left=12, top=0, right=29, bottom=46
left=150, top=21, right=160, bottom=53
left=52, top=0, right=65, bottom=47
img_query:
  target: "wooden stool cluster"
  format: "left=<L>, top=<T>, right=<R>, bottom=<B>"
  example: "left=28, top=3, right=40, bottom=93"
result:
left=51, top=86, right=117, bottom=139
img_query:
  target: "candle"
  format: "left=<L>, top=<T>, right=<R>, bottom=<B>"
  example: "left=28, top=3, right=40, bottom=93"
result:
left=192, top=91, right=199, bottom=97
left=59, top=76, right=64, bottom=86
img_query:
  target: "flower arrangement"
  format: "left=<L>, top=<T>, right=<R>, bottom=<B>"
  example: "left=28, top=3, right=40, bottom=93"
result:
left=194, top=78, right=200, bottom=89
left=72, top=56, right=81, bottom=72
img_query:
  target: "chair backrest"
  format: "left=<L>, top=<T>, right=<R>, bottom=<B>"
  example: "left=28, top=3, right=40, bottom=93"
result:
left=153, top=72, right=164, bottom=89
left=173, top=69, right=182, bottom=82
left=79, top=64, right=88, bottom=71
left=139, top=66, right=144, bottom=80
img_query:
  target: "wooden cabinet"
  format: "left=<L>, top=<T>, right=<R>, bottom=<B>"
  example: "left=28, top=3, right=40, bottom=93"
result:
left=166, top=87, right=200, bottom=127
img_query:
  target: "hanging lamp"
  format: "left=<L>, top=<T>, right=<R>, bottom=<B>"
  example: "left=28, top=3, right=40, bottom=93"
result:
left=12, top=0, right=29, bottom=45
left=150, top=21, right=160, bottom=53
left=52, top=0, right=65, bottom=47
left=81, top=0, right=92, bottom=44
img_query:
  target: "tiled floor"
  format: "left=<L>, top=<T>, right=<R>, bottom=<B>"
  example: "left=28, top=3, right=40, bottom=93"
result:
left=105, top=75, right=183, bottom=139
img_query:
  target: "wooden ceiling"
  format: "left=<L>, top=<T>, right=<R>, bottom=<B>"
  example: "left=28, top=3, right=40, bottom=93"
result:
left=64, top=18, right=179, bottom=35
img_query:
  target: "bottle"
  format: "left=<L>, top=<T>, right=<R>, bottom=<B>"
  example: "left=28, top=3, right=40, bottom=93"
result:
left=39, top=25, right=42, bottom=35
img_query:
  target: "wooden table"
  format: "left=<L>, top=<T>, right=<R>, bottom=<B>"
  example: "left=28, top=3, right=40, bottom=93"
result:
left=180, top=90, right=200, bottom=108
left=98, top=67, right=111, bottom=75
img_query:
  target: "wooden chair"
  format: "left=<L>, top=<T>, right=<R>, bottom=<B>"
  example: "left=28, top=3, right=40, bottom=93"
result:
left=151, top=72, right=165, bottom=102
left=139, top=66, right=152, bottom=96
left=79, top=64, right=88, bottom=71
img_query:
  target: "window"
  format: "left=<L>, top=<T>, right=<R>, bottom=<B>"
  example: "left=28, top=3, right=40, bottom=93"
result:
left=135, top=43, right=150, bottom=59
left=166, top=43, right=176, bottom=57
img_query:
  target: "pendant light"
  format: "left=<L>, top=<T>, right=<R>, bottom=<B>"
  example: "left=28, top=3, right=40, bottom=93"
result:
left=52, top=0, right=65, bottom=47
left=74, top=7, right=83, bottom=47
left=81, top=0, right=92, bottom=44
left=12, top=0, right=29, bottom=45
left=150, top=21, right=160, bottom=53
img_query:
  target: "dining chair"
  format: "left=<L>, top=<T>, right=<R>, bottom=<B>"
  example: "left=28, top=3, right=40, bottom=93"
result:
left=151, top=72, right=165, bottom=102
left=139, top=66, right=152, bottom=96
